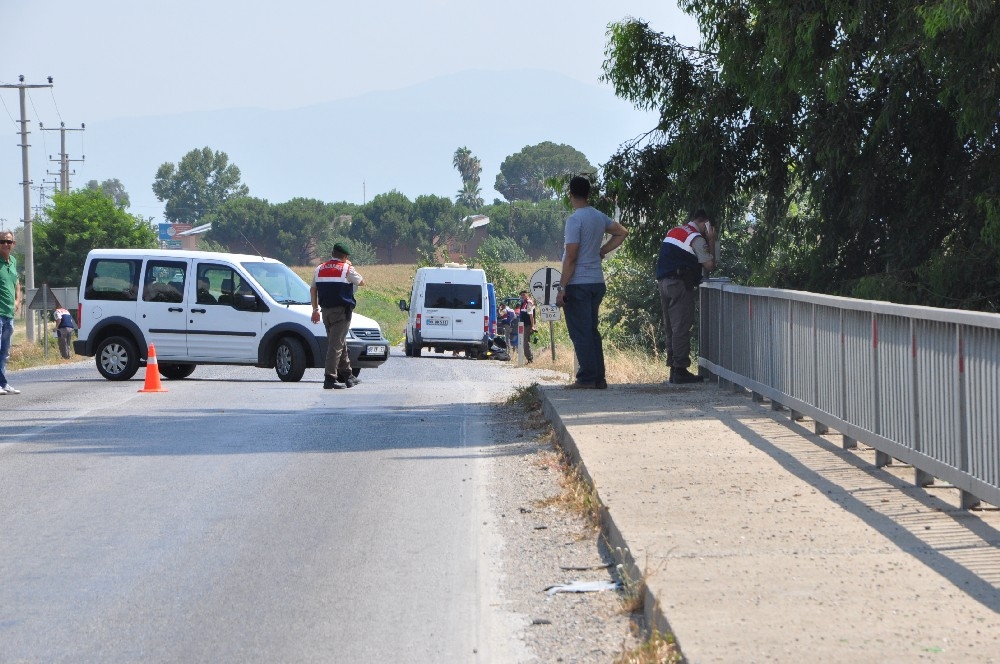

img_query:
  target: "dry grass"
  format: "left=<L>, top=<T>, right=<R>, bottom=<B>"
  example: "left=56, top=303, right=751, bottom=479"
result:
left=535, top=457, right=603, bottom=530
left=501, top=384, right=603, bottom=528
left=5, top=315, right=84, bottom=371
left=513, top=338, right=669, bottom=386
left=613, top=631, right=682, bottom=664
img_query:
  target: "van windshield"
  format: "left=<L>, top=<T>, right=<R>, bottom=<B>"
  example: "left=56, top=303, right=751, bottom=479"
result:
left=425, top=283, right=482, bottom=309
left=242, top=261, right=312, bottom=305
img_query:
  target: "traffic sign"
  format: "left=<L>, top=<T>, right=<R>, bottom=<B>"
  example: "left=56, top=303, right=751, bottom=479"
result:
left=530, top=267, right=561, bottom=306
left=538, top=304, right=560, bottom=322
left=27, top=284, right=62, bottom=310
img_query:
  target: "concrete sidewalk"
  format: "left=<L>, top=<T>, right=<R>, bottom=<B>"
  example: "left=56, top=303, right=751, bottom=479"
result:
left=538, top=380, right=1000, bottom=664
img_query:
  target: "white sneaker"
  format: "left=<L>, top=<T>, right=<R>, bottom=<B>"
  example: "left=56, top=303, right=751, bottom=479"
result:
left=3, top=384, right=20, bottom=394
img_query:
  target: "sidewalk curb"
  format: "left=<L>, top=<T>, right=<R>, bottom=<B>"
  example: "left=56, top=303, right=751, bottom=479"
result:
left=538, top=388, right=682, bottom=654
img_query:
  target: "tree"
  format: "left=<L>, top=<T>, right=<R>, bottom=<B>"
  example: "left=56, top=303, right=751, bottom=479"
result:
left=328, top=236, right=379, bottom=266
left=456, top=180, right=483, bottom=209
left=152, top=147, right=249, bottom=224
left=354, top=191, right=413, bottom=263
left=452, top=146, right=482, bottom=183
left=204, top=196, right=274, bottom=256
left=33, top=189, right=157, bottom=287
left=602, top=4, right=1000, bottom=310
left=477, top=236, right=529, bottom=263
left=494, top=142, right=595, bottom=203
left=453, top=146, right=484, bottom=210
left=272, top=198, right=348, bottom=265
left=413, top=194, right=461, bottom=250
left=85, top=178, right=130, bottom=208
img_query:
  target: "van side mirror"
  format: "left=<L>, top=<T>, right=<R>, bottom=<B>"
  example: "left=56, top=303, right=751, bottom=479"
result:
left=398, top=299, right=409, bottom=312
left=234, top=293, right=259, bottom=311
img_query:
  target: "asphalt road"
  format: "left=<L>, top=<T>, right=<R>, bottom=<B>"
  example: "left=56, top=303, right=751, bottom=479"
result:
left=0, top=351, right=528, bottom=663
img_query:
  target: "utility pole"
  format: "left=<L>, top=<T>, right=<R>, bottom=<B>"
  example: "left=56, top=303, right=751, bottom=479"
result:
left=40, top=121, right=85, bottom=192
left=1, top=75, right=53, bottom=343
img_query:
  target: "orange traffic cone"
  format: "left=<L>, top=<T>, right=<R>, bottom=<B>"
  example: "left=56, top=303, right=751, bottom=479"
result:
left=139, top=343, right=168, bottom=393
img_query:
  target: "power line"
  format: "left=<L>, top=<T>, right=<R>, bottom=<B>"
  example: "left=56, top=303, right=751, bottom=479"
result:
left=40, top=121, right=85, bottom=193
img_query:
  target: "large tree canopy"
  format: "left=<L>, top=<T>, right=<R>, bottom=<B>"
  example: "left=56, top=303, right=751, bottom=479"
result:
left=206, top=197, right=354, bottom=265
left=85, top=178, right=130, bottom=209
left=352, top=190, right=414, bottom=263
left=495, top=142, right=595, bottom=203
left=602, top=2, right=1000, bottom=310
left=152, top=147, right=250, bottom=224
left=34, top=189, right=157, bottom=287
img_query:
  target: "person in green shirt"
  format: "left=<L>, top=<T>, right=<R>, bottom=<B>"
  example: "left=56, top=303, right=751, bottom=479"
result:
left=0, top=230, right=22, bottom=394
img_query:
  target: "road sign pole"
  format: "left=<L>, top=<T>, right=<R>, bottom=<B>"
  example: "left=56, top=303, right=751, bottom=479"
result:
left=549, top=320, right=556, bottom=362
left=517, top=321, right=525, bottom=367
left=42, top=284, right=48, bottom=359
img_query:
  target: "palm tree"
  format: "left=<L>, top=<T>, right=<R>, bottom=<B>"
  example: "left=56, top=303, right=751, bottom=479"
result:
left=453, top=147, right=482, bottom=185
left=457, top=180, right=483, bottom=209
left=453, top=147, right=473, bottom=182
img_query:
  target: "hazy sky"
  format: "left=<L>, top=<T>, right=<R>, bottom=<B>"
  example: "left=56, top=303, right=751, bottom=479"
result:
left=0, top=1, right=700, bottom=225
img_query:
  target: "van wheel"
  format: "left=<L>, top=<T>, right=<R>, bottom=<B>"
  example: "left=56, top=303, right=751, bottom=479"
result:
left=96, top=335, right=140, bottom=381
left=275, top=337, right=307, bottom=382
left=404, top=340, right=413, bottom=357
left=160, top=363, right=196, bottom=380
left=352, top=367, right=361, bottom=378
left=413, top=344, right=422, bottom=357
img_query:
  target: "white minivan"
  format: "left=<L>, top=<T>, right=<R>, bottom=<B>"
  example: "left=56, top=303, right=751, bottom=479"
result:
left=74, top=249, right=390, bottom=382
left=399, top=264, right=490, bottom=359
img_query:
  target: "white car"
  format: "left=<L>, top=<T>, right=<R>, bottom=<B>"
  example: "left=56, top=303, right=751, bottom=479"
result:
left=74, top=249, right=390, bottom=381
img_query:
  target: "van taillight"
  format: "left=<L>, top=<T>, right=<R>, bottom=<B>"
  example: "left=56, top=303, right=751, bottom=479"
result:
left=416, top=313, right=421, bottom=331
left=483, top=315, right=488, bottom=332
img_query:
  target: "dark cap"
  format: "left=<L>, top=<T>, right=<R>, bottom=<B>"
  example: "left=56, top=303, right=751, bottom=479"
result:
left=332, top=242, right=351, bottom=256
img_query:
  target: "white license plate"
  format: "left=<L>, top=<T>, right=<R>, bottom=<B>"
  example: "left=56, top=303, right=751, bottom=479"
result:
left=425, top=317, right=449, bottom=326
left=366, top=345, right=386, bottom=355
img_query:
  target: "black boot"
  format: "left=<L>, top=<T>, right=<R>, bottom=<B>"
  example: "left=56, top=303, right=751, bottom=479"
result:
left=670, top=367, right=704, bottom=384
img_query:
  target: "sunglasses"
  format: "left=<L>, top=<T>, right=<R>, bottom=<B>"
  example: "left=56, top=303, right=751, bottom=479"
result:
left=0, top=240, right=14, bottom=245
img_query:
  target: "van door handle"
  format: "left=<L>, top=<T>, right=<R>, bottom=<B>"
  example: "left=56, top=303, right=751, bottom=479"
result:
left=190, top=308, right=207, bottom=314
left=168, top=307, right=184, bottom=312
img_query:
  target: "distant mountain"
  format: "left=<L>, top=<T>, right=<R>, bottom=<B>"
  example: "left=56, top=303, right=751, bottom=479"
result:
left=2, top=69, right=659, bottom=222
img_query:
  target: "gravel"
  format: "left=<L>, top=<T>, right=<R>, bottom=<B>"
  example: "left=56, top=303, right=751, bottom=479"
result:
left=481, top=387, right=644, bottom=663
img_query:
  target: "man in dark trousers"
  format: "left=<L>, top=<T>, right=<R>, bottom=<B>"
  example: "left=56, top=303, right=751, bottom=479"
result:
left=656, top=209, right=716, bottom=384
left=555, top=176, right=629, bottom=389
left=518, top=290, right=536, bottom=363
left=311, top=242, right=364, bottom=390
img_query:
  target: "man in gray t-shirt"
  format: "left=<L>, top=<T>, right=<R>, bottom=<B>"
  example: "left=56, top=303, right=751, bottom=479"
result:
left=555, top=176, right=629, bottom=389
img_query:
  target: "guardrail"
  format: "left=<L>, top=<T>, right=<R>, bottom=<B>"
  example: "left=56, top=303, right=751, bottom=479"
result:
left=699, top=279, right=1000, bottom=509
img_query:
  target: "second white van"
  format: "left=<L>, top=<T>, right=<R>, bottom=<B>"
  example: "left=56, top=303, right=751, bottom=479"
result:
left=399, top=264, right=490, bottom=359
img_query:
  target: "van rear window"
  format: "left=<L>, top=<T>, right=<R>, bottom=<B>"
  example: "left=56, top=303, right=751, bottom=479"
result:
left=84, top=259, right=142, bottom=301
left=425, top=283, right=482, bottom=309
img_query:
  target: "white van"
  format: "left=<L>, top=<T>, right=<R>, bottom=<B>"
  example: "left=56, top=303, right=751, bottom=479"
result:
left=399, top=264, right=490, bottom=359
left=74, top=249, right=390, bottom=382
